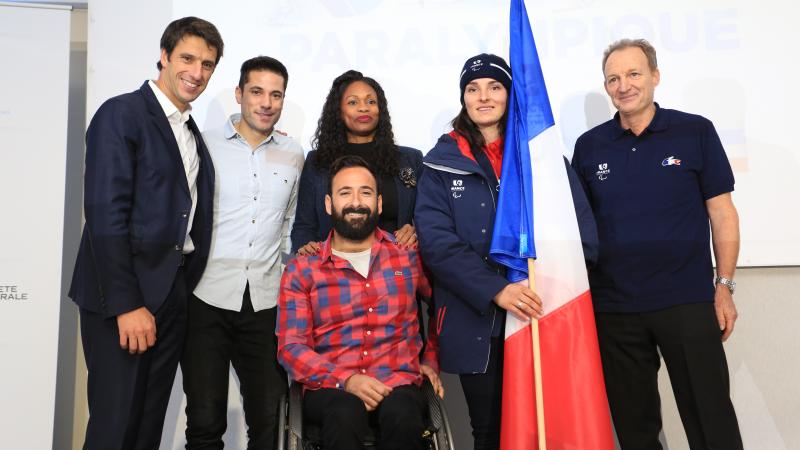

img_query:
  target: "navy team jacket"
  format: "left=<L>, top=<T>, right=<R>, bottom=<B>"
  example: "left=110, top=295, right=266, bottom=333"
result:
left=414, top=134, right=598, bottom=374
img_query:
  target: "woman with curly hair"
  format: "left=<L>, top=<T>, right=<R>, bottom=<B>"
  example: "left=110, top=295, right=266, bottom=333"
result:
left=291, top=70, right=423, bottom=254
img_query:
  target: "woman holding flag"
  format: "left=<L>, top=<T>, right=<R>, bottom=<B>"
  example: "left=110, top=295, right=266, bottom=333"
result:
left=414, top=54, right=543, bottom=450
left=416, top=51, right=600, bottom=449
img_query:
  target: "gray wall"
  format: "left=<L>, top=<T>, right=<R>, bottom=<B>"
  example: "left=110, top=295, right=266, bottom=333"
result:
left=53, top=8, right=87, bottom=450
left=658, top=267, right=800, bottom=450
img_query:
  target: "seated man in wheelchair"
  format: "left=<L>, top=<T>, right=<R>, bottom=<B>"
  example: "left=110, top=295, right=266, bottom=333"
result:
left=277, top=155, right=443, bottom=450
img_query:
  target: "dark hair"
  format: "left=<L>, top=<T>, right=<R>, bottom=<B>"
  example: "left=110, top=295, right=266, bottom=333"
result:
left=450, top=106, right=509, bottom=157
left=156, top=16, right=224, bottom=71
left=238, top=56, right=288, bottom=91
left=312, top=70, right=398, bottom=177
left=328, top=155, right=380, bottom=196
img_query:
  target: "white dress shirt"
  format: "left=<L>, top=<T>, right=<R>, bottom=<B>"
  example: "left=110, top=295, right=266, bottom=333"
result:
left=148, top=80, right=199, bottom=253
left=194, top=114, right=305, bottom=312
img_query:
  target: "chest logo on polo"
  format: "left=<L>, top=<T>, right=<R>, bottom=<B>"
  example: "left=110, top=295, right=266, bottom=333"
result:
left=662, top=156, right=682, bottom=166
left=596, top=163, right=611, bottom=181
left=451, top=179, right=465, bottom=198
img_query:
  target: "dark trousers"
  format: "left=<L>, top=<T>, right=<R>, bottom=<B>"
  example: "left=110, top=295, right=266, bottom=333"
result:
left=459, top=337, right=504, bottom=450
left=303, top=385, right=427, bottom=450
left=181, top=288, right=287, bottom=450
left=80, top=268, right=187, bottom=450
left=596, top=302, right=743, bottom=450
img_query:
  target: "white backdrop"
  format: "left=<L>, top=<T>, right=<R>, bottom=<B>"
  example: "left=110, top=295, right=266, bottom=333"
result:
left=0, top=3, right=71, bottom=449
left=82, top=1, right=800, bottom=449
left=185, top=0, right=800, bottom=267
left=89, top=0, right=800, bottom=267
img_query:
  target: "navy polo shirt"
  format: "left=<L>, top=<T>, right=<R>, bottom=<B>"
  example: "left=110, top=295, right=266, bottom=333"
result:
left=571, top=104, right=734, bottom=313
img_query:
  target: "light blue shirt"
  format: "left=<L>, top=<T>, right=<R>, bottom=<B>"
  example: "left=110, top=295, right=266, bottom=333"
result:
left=194, top=114, right=304, bottom=312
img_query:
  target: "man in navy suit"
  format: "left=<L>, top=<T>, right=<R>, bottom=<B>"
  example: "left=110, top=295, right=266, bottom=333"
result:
left=69, top=17, right=224, bottom=450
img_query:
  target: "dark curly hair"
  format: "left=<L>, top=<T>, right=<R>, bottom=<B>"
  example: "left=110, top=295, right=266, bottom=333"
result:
left=311, top=70, right=398, bottom=177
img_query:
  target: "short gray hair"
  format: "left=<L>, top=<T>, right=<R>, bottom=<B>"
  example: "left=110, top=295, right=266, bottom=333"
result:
left=602, top=38, right=658, bottom=74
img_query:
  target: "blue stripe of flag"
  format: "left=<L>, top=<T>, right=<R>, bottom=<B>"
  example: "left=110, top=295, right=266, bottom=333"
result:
left=489, top=0, right=556, bottom=282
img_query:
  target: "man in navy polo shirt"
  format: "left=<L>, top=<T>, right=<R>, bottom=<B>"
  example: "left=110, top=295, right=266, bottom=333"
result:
left=572, top=39, right=743, bottom=449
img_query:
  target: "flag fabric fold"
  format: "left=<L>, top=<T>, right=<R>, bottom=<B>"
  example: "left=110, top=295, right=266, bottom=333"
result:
left=489, top=0, right=615, bottom=448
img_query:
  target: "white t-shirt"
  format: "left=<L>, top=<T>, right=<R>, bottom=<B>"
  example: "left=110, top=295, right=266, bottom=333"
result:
left=332, top=247, right=372, bottom=278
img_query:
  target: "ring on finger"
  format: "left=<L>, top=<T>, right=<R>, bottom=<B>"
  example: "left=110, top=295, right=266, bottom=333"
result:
left=517, top=301, right=524, bottom=308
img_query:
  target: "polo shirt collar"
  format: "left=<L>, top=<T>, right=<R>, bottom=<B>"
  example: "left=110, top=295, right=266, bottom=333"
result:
left=610, top=102, right=668, bottom=139
left=224, top=113, right=280, bottom=146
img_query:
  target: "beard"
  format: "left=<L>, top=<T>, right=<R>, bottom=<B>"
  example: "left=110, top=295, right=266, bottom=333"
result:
left=331, top=205, right=380, bottom=241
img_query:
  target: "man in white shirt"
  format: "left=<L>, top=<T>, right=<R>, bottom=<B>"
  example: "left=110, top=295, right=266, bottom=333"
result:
left=69, top=17, right=223, bottom=450
left=181, top=56, right=304, bottom=449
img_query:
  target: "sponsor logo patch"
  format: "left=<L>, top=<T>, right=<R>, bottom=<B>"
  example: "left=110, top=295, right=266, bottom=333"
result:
left=451, top=179, right=465, bottom=198
left=596, top=163, right=610, bottom=181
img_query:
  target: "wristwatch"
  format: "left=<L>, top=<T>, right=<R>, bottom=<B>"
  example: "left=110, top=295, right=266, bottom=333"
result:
left=715, top=276, right=736, bottom=294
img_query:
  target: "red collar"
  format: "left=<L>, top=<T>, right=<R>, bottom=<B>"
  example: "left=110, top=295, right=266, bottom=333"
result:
left=448, top=130, right=504, bottom=179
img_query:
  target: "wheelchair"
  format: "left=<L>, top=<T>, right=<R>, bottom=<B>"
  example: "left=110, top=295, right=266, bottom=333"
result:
left=276, top=378, right=455, bottom=450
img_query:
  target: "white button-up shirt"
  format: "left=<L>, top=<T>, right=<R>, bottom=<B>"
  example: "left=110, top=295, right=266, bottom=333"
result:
left=194, top=114, right=305, bottom=312
left=148, top=80, right=199, bottom=253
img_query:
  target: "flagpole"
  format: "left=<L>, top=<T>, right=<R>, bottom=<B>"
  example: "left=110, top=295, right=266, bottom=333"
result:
left=528, top=258, right=546, bottom=449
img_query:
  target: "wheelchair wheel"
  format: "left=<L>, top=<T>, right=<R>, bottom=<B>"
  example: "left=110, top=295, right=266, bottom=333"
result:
left=421, top=380, right=456, bottom=450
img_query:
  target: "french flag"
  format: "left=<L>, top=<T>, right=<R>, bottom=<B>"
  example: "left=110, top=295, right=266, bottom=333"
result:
left=489, top=0, right=615, bottom=448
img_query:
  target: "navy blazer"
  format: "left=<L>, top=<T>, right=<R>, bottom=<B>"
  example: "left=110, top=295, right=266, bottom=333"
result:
left=290, top=146, right=423, bottom=253
left=69, top=82, right=214, bottom=318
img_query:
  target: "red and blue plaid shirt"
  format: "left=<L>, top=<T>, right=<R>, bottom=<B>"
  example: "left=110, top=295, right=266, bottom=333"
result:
left=277, top=229, right=438, bottom=390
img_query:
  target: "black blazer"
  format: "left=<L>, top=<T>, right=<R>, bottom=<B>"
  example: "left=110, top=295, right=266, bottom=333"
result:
left=69, top=81, right=214, bottom=318
left=290, top=146, right=423, bottom=253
